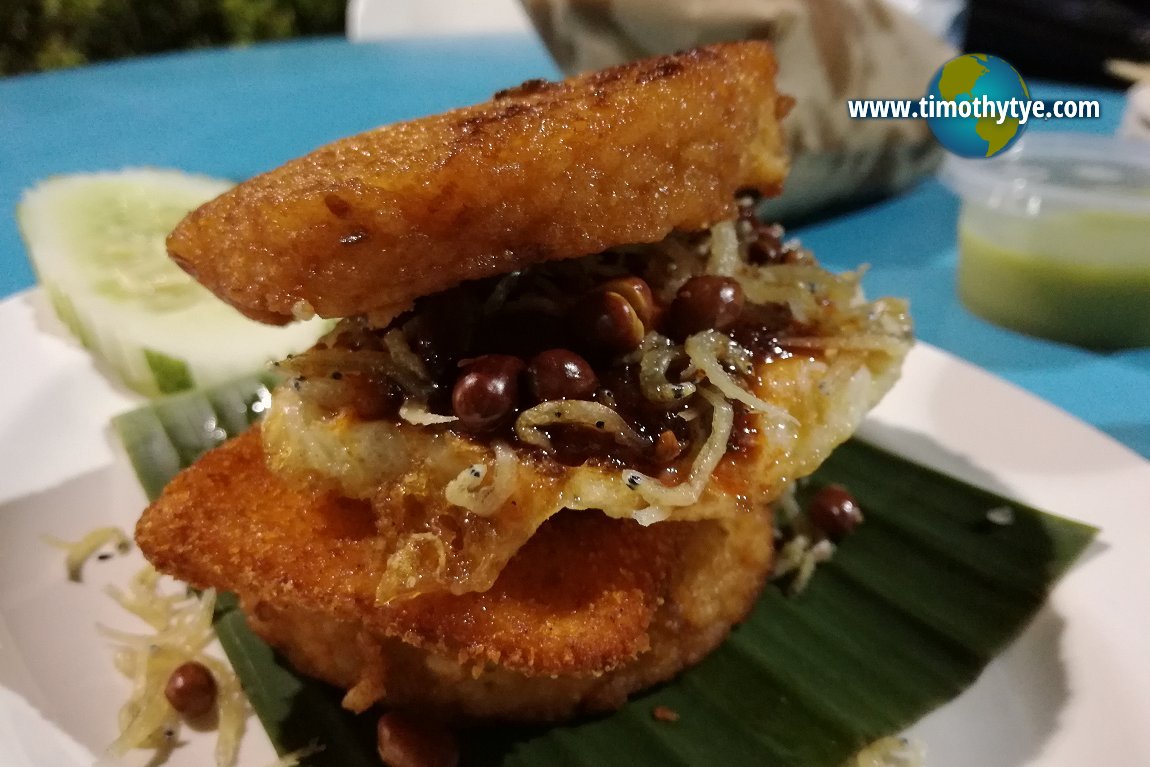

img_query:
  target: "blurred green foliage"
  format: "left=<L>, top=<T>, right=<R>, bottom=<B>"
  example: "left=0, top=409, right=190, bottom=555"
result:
left=0, top=0, right=345, bottom=75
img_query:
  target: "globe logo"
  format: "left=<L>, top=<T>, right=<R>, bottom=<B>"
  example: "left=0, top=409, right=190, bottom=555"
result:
left=925, top=54, right=1030, bottom=158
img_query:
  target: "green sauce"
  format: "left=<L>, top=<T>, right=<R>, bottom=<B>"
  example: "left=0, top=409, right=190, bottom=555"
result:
left=957, top=206, right=1150, bottom=349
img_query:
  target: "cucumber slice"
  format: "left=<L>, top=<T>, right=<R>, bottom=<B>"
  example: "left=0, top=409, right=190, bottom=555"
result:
left=112, top=372, right=277, bottom=499
left=18, top=169, right=331, bottom=396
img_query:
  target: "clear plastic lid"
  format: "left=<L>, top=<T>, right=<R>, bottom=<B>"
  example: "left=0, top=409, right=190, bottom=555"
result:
left=940, top=133, right=1150, bottom=216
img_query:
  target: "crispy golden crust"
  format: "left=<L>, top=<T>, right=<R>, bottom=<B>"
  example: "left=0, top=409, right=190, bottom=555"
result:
left=167, top=42, right=790, bottom=324
left=250, top=502, right=770, bottom=720
left=135, top=428, right=774, bottom=717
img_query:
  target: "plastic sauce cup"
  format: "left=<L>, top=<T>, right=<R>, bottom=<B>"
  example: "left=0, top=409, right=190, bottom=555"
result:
left=941, top=133, right=1150, bottom=350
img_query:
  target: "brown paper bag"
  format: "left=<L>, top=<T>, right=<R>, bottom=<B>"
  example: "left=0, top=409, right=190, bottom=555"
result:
left=521, top=0, right=956, bottom=220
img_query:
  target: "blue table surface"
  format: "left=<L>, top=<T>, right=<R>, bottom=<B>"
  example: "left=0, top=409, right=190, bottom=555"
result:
left=2, top=35, right=1146, bottom=458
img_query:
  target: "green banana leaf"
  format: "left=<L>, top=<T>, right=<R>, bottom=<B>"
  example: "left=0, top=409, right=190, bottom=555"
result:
left=113, top=374, right=1097, bottom=766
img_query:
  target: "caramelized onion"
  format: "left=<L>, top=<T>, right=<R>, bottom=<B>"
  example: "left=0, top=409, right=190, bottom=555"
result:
left=399, top=399, right=457, bottom=426
left=279, top=345, right=429, bottom=398
left=515, top=400, right=648, bottom=452
left=382, top=329, right=432, bottom=389
left=705, top=220, right=740, bottom=276
left=622, top=386, right=732, bottom=517
left=444, top=441, right=517, bottom=517
left=684, top=330, right=795, bottom=426
left=637, top=334, right=696, bottom=404
left=782, top=334, right=911, bottom=355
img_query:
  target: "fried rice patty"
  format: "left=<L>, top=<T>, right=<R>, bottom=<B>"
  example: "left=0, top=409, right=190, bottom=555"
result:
left=135, top=428, right=775, bottom=719
left=166, top=41, right=790, bottom=325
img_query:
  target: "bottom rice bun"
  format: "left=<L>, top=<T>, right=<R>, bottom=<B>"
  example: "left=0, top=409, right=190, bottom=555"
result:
left=138, top=428, right=775, bottom=720
left=136, top=41, right=912, bottom=721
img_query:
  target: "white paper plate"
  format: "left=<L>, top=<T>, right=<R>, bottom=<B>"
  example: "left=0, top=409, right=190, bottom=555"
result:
left=1, top=288, right=1148, bottom=766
